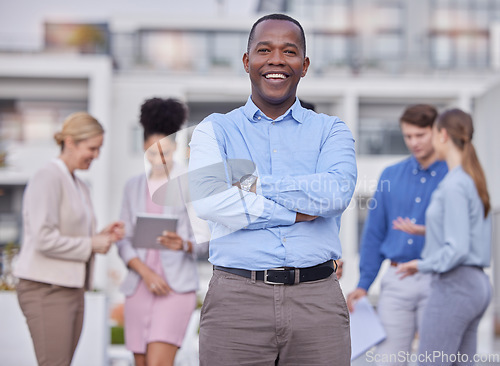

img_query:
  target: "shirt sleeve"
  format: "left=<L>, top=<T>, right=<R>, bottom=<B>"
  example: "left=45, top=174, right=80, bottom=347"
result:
left=258, top=120, right=357, bottom=217
left=357, top=174, right=389, bottom=291
left=115, top=179, right=140, bottom=266
left=418, top=182, right=470, bottom=273
left=26, top=169, right=92, bottom=262
left=188, top=120, right=296, bottom=231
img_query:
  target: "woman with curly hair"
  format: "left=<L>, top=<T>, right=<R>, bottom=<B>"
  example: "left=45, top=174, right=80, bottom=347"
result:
left=116, top=98, right=208, bottom=366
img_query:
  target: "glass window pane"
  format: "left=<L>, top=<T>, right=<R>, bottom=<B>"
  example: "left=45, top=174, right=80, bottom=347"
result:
left=210, top=32, right=245, bottom=70
left=431, top=35, right=453, bottom=68
left=377, top=6, right=402, bottom=29
left=376, top=33, right=401, bottom=59
left=140, top=31, right=205, bottom=71
left=456, top=34, right=471, bottom=68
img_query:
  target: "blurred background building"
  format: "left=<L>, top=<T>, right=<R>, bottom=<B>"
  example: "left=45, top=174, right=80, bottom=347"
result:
left=0, top=0, right=499, bottom=364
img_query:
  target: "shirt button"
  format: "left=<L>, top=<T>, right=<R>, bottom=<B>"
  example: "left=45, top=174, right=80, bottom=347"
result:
left=283, top=237, right=287, bottom=243
left=431, top=171, right=436, bottom=177
left=272, top=122, right=275, bottom=125
left=273, top=149, right=277, bottom=153
left=411, top=218, right=416, bottom=224
left=407, top=239, right=414, bottom=245
left=415, top=197, right=421, bottom=203
left=420, top=177, right=426, bottom=183
left=257, top=116, right=261, bottom=120
left=413, top=169, right=418, bottom=175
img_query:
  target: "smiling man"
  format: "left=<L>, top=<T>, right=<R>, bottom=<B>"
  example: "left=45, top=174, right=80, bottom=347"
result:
left=188, top=13, right=357, bottom=365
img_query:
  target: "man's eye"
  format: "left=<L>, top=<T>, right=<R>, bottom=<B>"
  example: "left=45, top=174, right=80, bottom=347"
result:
left=257, top=48, right=270, bottom=53
left=284, top=50, right=296, bottom=55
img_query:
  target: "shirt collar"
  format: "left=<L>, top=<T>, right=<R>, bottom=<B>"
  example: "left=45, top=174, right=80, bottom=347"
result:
left=409, top=155, right=444, bottom=172
left=53, top=158, right=74, bottom=179
left=243, top=96, right=305, bottom=124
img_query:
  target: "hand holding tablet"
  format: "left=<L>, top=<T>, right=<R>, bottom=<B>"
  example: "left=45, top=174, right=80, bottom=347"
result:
left=132, top=213, right=178, bottom=250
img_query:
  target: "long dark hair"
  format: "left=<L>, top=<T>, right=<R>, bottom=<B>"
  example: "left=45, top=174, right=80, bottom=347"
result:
left=436, top=108, right=490, bottom=217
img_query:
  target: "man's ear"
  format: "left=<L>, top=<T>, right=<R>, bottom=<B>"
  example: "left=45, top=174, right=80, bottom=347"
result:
left=242, top=53, right=249, bottom=74
left=301, top=56, right=310, bottom=77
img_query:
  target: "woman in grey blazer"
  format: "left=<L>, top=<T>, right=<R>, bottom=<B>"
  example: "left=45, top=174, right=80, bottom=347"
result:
left=116, top=98, right=208, bottom=366
left=14, top=112, right=124, bottom=366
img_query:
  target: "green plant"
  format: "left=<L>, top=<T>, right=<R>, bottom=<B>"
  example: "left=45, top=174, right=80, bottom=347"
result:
left=110, top=326, right=125, bottom=345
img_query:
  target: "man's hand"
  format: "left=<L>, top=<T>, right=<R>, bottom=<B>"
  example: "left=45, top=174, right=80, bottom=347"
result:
left=346, top=288, right=367, bottom=312
left=392, top=217, right=425, bottom=236
left=295, top=213, right=318, bottom=222
left=335, top=259, right=344, bottom=280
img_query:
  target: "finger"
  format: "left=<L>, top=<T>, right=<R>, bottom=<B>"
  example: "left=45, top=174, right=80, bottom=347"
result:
left=149, top=283, right=159, bottom=293
left=158, top=285, right=169, bottom=295
left=346, top=299, right=354, bottom=312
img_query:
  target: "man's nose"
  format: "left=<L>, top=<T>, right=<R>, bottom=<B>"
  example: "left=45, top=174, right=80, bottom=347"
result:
left=268, top=50, right=285, bottom=65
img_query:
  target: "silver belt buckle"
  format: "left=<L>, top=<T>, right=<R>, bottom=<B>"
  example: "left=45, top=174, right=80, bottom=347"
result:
left=264, top=268, right=286, bottom=285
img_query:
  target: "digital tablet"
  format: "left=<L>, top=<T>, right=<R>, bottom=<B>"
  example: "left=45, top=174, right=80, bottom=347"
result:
left=132, top=213, right=178, bottom=249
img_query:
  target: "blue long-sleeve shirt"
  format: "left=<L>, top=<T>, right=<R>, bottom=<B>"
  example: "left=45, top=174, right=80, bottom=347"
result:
left=357, top=156, right=447, bottom=291
left=418, top=166, right=491, bottom=273
left=188, top=97, right=357, bottom=270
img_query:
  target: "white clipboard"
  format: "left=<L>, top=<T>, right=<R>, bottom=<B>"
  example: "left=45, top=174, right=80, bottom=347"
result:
left=349, top=297, right=387, bottom=360
left=132, top=213, right=178, bottom=250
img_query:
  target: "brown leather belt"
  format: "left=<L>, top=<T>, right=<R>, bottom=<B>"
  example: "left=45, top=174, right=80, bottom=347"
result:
left=214, top=260, right=335, bottom=285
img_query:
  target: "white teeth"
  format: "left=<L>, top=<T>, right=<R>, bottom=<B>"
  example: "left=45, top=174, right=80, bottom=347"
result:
left=265, top=73, right=286, bottom=79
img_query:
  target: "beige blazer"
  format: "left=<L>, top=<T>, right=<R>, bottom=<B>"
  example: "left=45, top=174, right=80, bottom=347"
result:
left=14, top=159, right=95, bottom=289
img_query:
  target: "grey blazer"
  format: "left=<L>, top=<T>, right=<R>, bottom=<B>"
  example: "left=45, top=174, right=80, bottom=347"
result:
left=117, top=165, right=209, bottom=295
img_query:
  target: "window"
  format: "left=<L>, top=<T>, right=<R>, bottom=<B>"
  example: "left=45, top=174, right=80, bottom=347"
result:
left=139, top=30, right=206, bottom=71
left=208, top=32, right=247, bottom=72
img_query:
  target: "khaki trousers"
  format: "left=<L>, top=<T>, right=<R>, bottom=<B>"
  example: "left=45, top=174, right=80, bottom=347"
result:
left=199, top=269, right=351, bottom=366
left=16, top=279, right=85, bottom=366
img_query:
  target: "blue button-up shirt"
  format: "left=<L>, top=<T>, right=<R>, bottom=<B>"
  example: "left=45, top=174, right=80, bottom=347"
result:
left=358, top=156, right=447, bottom=291
left=188, top=97, right=357, bottom=270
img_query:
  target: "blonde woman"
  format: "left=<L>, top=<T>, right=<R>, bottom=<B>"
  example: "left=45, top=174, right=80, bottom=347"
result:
left=395, top=109, right=491, bottom=365
left=14, top=112, right=124, bottom=366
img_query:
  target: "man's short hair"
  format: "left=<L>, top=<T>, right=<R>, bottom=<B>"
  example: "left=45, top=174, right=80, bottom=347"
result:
left=399, top=104, right=438, bottom=128
left=247, top=13, right=306, bottom=56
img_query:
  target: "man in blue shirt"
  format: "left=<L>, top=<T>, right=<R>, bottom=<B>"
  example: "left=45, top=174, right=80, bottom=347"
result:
left=347, top=104, right=448, bottom=365
left=189, top=13, right=357, bottom=366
